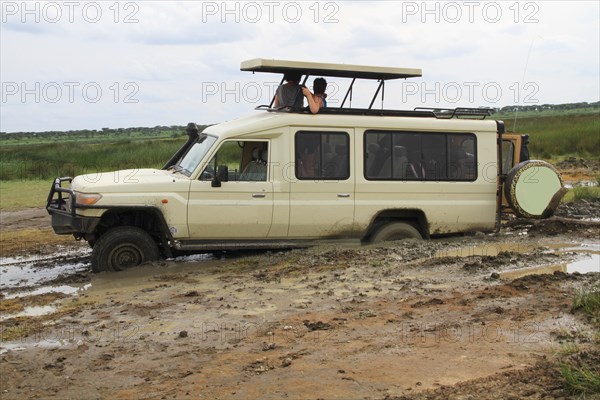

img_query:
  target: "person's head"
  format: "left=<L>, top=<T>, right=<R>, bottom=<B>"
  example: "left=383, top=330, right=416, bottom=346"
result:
left=313, top=78, right=327, bottom=96
left=283, top=72, right=302, bottom=83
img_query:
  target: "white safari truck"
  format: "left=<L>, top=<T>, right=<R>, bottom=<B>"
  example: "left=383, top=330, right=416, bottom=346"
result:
left=47, top=59, right=565, bottom=272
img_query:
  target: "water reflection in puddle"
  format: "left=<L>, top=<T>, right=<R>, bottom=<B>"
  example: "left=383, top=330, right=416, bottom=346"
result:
left=0, top=262, right=89, bottom=291
left=436, top=241, right=598, bottom=279
left=499, top=253, right=599, bottom=280
left=0, top=305, right=57, bottom=321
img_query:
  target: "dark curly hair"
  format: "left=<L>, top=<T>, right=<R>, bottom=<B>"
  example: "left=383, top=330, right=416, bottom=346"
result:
left=313, top=77, right=327, bottom=96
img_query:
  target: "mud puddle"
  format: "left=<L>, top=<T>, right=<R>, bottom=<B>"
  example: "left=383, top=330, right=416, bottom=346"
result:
left=436, top=240, right=599, bottom=278
left=0, top=259, right=89, bottom=292
left=498, top=254, right=599, bottom=280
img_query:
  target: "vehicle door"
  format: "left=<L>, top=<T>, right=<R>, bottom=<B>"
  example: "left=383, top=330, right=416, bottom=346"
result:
left=187, top=140, right=273, bottom=239
left=288, top=129, right=355, bottom=238
left=500, top=134, right=522, bottom=210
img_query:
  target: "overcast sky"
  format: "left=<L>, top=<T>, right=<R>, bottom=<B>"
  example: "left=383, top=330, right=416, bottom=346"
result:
left=1, top=0, right=599, bottom=132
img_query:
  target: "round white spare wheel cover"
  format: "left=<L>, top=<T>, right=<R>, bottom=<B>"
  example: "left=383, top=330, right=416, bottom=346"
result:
left=504, top=160, right=566, bottom=219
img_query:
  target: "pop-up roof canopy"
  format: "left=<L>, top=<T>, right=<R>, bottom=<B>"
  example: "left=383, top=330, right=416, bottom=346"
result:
left=240, top=59, right=492, bottom=119
left=240, top=58, right=422, bottom=80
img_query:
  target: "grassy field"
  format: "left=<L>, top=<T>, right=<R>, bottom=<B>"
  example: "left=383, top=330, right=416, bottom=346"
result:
left=0, top=137, right=184, bottom=181
left=0, top=180, right=53, bottom=210
left=498, top=108, right=599, bottom=159
left=1, top=106, right=598, bottom=210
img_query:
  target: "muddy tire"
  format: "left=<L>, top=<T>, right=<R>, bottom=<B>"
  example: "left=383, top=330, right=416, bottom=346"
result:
left=91, top=227, right=159, bottom=272
left=370, top=222, right=422, bottom=243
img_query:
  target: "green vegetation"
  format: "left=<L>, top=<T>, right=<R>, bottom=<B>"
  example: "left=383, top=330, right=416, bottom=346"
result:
left=0, top=137, right=185, bottom=181
left=557, top=288, right=600, bottom=397
left=498, top=108, right=599, bottom=159
left=496, top=104, right=599, bottom=119
left=0, top=180, right=52, bottom=210
left=572, top=288, right=600, bottom=328
left=562, top=187, right=600, bottom=203
left=0, top=125, right=190, bottom=146
left=560, top=361, right=600, bottom=397
left=0, top=102, right=598, bottom=210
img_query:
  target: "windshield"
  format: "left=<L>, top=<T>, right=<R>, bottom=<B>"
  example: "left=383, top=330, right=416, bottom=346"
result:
left=175, top=135, right=217, bottom=176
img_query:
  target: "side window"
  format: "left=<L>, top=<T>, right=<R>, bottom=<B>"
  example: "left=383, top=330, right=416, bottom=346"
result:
left=295, top=131, right=350, bottom=180
left=502, top=140, right=515, bottom=175
left=364, top=131, right=477, bottom=181
left=448, top=134, right=477, bottom=180
left=201, top=141, right=268, bottom=182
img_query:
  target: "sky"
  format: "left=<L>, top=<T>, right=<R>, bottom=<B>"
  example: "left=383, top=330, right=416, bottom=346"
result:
left=1, top=0, right=599, bottom=132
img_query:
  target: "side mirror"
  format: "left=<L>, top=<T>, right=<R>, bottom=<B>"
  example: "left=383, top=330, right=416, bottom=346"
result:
left=211, top=165, right=229, bottom=187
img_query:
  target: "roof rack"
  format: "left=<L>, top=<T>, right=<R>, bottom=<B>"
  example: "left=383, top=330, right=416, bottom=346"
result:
left=414, top=107, right=495, bottom=119
left=254, top=105, right=494, bottom=120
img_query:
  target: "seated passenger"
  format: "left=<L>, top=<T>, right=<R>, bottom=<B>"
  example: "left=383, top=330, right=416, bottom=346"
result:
left=240, top=148, right=267, bottom=181
left=302, top=77, right=327, bottom=114
left=274, top=72, right=304, bottom=110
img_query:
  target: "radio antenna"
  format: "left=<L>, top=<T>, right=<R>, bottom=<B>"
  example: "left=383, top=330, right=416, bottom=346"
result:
left=514, top=37, right=542, bottom=132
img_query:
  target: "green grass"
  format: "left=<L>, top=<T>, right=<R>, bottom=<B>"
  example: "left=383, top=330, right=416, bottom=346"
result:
left=495, top=106, right=599, bottom=120
left=560, top=362, right=600, bottom=396
left=0, top=180, right=53, bottom=210
left=557, top=289, right=600, bottom=397
left=572, top=288, right=600, bottom=328
left=0, top=137, right=184, bottom=181
left=1, top=105, right=598, bottom=208
left=501, top=112, right=600, bottom=159
left=562, top=187, right=600, bottom=203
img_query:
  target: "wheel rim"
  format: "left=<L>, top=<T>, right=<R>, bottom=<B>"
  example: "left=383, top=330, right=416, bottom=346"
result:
left=107, top=243, right=145, bottom=271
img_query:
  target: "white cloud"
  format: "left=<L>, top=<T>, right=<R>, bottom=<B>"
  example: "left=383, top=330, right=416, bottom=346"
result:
left=1, top=0, right=598, bottom=132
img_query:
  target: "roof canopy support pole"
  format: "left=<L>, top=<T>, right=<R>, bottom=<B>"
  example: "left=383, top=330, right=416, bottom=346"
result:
left=368, top=80, right=385, bottom=110
left=290, top=75, right=310, bottom=109
left=269, top=76, right=286, bottom=108
left=340, top=78, right=356, bottom=109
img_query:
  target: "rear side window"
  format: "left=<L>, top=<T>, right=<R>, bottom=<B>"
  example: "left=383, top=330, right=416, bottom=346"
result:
left=364, top=131, right=477, bottom=181
left=295, top=131, right=350, bottom=180
left=502, top=140, right=515, bottom=175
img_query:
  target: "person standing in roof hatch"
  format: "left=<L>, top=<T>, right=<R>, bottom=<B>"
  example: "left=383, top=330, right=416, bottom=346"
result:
left=274, top=72, right=304, bottom=110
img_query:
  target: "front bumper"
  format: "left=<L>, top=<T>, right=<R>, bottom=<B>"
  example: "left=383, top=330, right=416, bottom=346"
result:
left=46, top=177, right=100, bottom=235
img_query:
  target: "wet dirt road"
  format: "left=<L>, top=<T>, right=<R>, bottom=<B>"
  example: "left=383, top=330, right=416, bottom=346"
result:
left=0, top=203, right=599, bottom=399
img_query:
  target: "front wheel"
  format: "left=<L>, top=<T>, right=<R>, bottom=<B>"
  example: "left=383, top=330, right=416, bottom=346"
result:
left=91, top=226, right=160, bottom=272
left=370, top=222, right=422, bottom=243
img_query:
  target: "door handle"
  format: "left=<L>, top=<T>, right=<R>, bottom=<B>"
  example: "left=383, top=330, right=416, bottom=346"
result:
left=252, top=193, right=266, bottom=198
left=337, top=193, right=351, bottom=198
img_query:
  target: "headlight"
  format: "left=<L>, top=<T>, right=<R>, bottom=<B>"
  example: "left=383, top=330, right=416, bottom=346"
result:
left=75, top=192, right=103, bottom=206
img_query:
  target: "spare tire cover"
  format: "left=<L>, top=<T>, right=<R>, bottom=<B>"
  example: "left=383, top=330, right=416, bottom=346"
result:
left=504, top=160, right=566, bottom=219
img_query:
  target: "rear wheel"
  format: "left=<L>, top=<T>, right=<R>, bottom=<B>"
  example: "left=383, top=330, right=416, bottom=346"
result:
left=91, top=226, right=159, bottom=272
left=370, top=222, right=422, bottom=243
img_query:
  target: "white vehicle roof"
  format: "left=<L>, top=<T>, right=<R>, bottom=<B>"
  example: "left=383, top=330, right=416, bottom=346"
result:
left=204, top=112, right=499, bottom=140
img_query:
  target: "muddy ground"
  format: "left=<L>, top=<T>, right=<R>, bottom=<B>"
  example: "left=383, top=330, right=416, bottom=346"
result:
left=0, top=197, right=599, bottom=399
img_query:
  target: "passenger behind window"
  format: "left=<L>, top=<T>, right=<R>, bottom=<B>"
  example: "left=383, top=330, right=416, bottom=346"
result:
left=298, top=137, right=320, bottom=178
left=302, top=77, right=328, bottom=114
left=274, top=72, right=304, bottom=110
left=240, top=147, right=268, bottom=181
left=448, top=136, right=469, bottom=179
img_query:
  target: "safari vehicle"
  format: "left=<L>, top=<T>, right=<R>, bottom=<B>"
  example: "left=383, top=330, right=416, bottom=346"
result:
left=47, top=59, right=565, bottom=272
